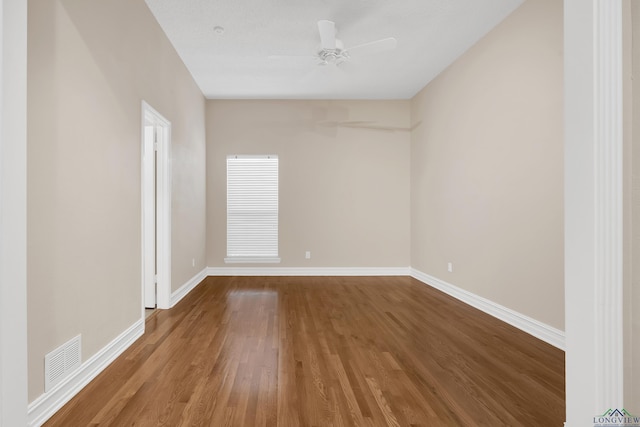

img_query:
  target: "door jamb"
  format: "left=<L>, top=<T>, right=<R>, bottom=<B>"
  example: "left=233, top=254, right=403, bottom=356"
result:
left=141, top=101, right=171, bottom=313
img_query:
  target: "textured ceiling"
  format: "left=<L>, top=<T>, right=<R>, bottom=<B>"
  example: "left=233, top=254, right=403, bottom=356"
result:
left=145, top=0, right=524, bottom=99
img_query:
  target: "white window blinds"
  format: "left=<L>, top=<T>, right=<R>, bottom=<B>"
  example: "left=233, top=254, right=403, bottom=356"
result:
left=225, top=155, right=280, bottom=263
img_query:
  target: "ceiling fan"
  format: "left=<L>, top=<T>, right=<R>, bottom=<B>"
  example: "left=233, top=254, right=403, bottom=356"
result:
left=270, top=20, right=397, bottom=66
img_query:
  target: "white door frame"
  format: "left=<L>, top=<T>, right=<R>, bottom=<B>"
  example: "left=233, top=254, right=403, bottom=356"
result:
left=0, top=0, right=28, bottom=425
left=142, top=118, right=155, bottom=308
left=141, top=101, right=172, bottom=312
left=564, top=0, right=631, bottom=425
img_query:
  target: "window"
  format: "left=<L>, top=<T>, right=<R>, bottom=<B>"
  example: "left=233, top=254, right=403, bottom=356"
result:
left=225, top=155, right=280, bottom=263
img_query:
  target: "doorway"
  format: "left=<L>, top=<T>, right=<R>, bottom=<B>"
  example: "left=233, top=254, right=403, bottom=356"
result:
left=142, top=101, right=172, bottom=314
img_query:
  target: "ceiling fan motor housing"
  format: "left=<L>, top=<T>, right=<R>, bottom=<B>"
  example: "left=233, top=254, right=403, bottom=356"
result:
left=318, top=39, right=349, bottom=65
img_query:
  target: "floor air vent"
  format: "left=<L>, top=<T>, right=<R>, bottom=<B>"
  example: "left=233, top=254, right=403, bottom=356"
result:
left=45, top=335, right=81, bottom=392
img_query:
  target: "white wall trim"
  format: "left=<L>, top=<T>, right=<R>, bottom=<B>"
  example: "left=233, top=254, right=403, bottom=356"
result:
left=141, top=101, right=172, bottom=310
left=593, top=0, right=624, bottom=410
left=411, top=268, right=565, bottom=350
left=565, top=1, right=627, bottom=424
left=207, top=266, right=411, bottom=276
left=156, top=116, right=172, bottom=309
left=27, top=319, right=145, bottom=427
left=170, top=268, right=208, bottom=307
left=0, top=0, right=28, bottom=425
left=141, top=101, right=156, bottom=311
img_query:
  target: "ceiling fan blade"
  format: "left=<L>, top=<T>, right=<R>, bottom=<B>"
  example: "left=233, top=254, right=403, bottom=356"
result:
left=268, top=54, right=317, bottom=61
left=329, top=120, right=374, bottom=126
left=339, top=120, right=422, bottom=132
left=341, top=123, right=405, bottom=132
left=317, top=20, right=337, bottom=50
left=346, top=37, right=397, bottom=57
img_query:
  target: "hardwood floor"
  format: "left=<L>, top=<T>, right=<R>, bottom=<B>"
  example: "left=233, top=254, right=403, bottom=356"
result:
left=44, top=276, right=565, bottom=426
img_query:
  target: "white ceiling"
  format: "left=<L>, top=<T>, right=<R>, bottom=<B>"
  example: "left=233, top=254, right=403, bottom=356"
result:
left=145, top=0, right=524, bottom=100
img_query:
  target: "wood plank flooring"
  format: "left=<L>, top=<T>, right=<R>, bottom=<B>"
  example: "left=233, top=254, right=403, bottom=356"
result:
left=44, top=276, right=565, bottom=426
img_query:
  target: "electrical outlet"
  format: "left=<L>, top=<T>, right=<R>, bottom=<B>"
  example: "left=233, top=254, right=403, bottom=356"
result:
left=305, top=251, right=311, bottom=259
left=447, top=262, right=453, bottom=273
left=192, top=258, right=195, bottom=267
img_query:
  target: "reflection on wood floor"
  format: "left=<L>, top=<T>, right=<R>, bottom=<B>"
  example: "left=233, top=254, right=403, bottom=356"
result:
left=45, top=275, right=565, bottom=426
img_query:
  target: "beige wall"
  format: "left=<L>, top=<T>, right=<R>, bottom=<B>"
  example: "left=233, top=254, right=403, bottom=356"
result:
left=410, top=0, right=564, bottom=329
left=27, top=0, right=206, bottom=402
left=206, top=100, right=410, bottom=268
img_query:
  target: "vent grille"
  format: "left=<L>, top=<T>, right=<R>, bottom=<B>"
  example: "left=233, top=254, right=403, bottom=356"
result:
left=45, top=335, right=81, bottom=392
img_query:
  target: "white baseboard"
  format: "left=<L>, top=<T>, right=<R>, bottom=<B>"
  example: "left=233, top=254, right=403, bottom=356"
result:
left=206, top=266, right=411, bottom=276
left=410, top=268, right=565, bottom=350
left=170, top=268, right=208, bottom=307
left=27, top=318, right=145, bottom=427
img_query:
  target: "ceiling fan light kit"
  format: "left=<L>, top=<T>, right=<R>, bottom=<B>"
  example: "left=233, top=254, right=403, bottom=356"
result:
left=317, top=40, right=350, bottom=66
